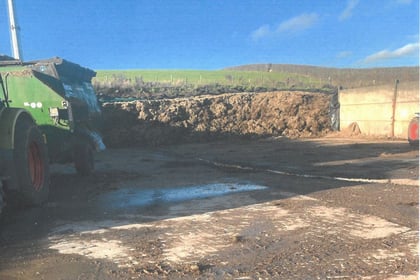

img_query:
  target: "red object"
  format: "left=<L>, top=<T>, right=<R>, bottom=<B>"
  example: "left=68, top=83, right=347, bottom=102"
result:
left=408, top=114, right=419, bottom=146
left=28, top=141, right=45, bottom=191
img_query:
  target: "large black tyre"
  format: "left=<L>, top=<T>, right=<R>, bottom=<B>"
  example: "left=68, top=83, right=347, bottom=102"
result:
left=14, top=119, right=50, bottom=205
left=74, top=139, right=94, bottom=176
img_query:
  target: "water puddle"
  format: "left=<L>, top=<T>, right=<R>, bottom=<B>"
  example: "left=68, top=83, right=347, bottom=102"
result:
left=98, top=183, right=267, bottom=209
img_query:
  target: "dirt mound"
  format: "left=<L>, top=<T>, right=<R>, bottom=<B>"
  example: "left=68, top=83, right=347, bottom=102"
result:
left=102, top=91, right=333, bottom=147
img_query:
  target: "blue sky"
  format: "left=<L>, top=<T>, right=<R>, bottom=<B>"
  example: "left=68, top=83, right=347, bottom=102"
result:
left=0, top=0, right=418, bottom=70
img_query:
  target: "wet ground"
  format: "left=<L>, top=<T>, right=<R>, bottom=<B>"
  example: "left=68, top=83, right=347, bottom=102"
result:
left=0, top=137, right=418, bottom=279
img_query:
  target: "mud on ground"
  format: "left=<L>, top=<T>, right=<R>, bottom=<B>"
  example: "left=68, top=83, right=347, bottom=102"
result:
left=0, top=136, right=418, bottom=279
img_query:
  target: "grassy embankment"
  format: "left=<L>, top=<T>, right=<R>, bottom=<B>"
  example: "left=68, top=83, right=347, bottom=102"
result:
left=92, top=69, right=329, bottom=100
left=94, top=69, right=320, bottom=88
left=93, top=65, right=418, bottom=100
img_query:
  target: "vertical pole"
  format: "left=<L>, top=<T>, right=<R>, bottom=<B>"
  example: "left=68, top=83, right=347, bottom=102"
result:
left=391, top=79, right=399, bottom=138
left=7, top=0, right=22, bottom=60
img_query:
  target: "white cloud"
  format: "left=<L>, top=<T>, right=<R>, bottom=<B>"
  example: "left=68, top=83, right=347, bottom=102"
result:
left=250, top=25, right=271, bottom=41
left=250, top=13, right=319, bottom=41
left=339, top=0, right=360, bottom=21
left=277, top=13, right=319, bottom=33
left=337, top=51, right=353, bottom=58
left=363, top=43, right=420, bottom=63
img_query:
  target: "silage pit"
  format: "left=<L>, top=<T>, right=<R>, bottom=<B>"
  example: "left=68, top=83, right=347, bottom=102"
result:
left=97, top=183, right=268, bottom=209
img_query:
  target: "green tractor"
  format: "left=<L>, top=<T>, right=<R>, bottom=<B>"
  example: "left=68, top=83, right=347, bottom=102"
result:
left=0, top=55, right=105, bottom=212
left=0, top=65, right=49, bottom=211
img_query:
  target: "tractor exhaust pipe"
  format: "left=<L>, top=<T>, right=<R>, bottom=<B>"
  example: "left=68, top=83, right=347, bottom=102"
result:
left=7, top=0, right=22, bottom=60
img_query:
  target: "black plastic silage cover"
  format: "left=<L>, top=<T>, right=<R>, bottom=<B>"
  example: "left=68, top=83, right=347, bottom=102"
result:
left=28, top=57, right=96, bottom=83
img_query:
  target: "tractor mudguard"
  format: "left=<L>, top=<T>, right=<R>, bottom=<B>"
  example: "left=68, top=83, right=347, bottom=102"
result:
left=0, top=107, right=35, bottom=150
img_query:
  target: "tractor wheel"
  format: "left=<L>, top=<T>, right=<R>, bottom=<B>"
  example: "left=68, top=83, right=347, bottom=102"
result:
left=74, top=140, right=94, bottom=176
left=14, top=119, right=50, bottom=205
left=408, top=116, right=419, bottom=147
